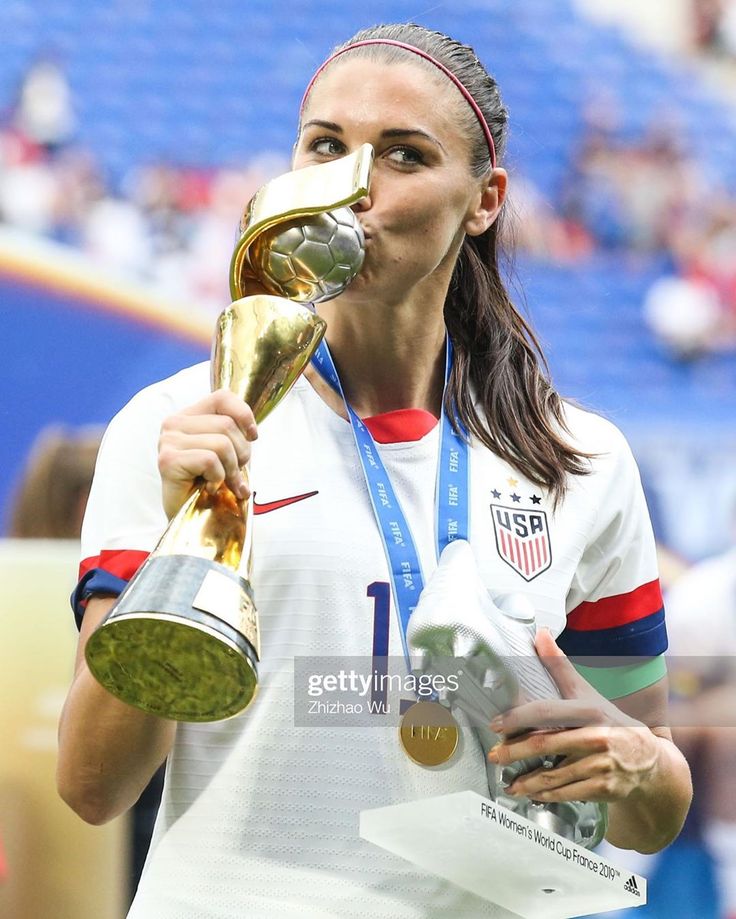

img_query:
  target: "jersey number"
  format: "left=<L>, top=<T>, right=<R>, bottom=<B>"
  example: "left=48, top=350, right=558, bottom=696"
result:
left=367, top=581, right=413, bottom=715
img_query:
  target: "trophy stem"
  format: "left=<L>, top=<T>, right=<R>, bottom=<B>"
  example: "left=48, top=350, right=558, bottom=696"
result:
left=85, top=296, right=324, bottom=721
left=156, top=474, right=252, bottom=573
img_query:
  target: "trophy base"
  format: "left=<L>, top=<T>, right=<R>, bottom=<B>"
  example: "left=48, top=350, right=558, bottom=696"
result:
left=85, top=555, right=258, bottom=722
left=360, top=792, right=646, bottom=918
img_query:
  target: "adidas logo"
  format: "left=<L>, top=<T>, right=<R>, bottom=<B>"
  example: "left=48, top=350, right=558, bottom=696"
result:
left=624, top=875, right=641, bottom=897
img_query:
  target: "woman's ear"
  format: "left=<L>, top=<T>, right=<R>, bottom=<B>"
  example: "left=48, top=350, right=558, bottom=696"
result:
left=464, top=168, right=508, bottom=237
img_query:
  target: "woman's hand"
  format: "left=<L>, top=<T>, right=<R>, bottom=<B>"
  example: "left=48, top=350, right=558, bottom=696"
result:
left=158, top=389, right=258, bottom=519
left=487, top=629, right=660, bottom=804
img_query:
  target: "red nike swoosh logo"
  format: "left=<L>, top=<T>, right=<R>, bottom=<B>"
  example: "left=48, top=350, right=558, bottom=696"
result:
left=253, top=490, right=318, bottom=515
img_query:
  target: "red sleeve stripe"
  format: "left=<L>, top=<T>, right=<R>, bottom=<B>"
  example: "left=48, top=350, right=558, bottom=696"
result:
left=79, top=549, right=150, bottom=582
left=567, top=579, right=663, bottom=631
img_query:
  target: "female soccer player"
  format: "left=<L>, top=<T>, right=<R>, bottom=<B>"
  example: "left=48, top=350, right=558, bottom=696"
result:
left=57, top=22, right=692, bottom=918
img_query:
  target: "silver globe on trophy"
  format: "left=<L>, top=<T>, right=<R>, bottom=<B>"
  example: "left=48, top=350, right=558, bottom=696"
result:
left=84, top=144, right=374, bottom=722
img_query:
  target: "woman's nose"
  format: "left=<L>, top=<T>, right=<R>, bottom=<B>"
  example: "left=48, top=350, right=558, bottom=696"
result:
left=351, top=194, right=372, bottom=213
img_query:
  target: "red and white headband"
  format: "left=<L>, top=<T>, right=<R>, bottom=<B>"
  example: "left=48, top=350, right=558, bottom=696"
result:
left=300, top=38, right=497, bottom=170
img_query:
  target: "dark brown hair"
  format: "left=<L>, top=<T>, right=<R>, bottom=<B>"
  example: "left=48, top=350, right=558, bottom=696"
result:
left=9, top=426, right=102, bottom=539
left=323, top=23, right=592, bottom=501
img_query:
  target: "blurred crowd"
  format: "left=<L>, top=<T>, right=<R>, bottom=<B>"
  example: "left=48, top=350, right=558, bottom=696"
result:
left=518, top=90, right=736, bottom=361
left=2, top=58, right=736, bottom=358
left=692, top=0, right=736, bottom=59
left=0, top=58, right=288, bottom=313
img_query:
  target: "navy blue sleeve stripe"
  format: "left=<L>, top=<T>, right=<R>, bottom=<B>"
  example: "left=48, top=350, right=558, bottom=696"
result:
left=557, top=608, right=668, bottom=658
left=71, top=568, right=128, bottom=630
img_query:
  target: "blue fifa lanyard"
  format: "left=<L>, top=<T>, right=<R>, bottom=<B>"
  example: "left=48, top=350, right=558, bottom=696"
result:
left=311, top=336, right=470, bottom=668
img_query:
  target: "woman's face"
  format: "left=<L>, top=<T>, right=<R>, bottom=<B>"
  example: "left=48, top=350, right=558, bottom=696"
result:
left=294, top=57, right=501, bottom=306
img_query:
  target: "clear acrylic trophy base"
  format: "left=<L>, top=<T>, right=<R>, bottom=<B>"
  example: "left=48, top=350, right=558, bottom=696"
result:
left=360, top=791, right=646, bottom=919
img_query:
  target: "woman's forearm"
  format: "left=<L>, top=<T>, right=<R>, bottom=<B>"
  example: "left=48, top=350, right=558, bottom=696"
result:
left=57, top=597, right=176, bottom=825
left=57, top=663, right=176, bottom=824
left=605, top=730, right=693, bottom=853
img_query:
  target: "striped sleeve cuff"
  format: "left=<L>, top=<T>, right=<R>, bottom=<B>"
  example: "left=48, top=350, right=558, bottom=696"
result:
left=71, top=549, right=149, bottom=629
left=572, top=655, right=667, bottom=700
left=560, top=579, right=668, bottom=658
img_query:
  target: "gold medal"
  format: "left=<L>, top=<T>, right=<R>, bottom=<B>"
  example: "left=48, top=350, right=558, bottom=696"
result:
left=399, top=701, right=459, bottom=767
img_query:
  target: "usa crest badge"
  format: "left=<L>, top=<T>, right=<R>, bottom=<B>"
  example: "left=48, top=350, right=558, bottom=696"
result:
left=491, top=503, right=551, bottom=581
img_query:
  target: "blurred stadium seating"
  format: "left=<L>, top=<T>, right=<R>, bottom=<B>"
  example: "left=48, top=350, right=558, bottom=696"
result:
left=0, top=0, right=734, bottom=190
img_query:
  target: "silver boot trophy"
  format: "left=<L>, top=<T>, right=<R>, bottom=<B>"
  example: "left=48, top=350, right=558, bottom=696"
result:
left=360, top=539, right=646, bottom=915
left=406, top=539, right=608, bottom=850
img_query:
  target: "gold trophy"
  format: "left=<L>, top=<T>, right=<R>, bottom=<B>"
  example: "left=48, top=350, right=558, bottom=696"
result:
left=85, top=144, right=373, bottom=722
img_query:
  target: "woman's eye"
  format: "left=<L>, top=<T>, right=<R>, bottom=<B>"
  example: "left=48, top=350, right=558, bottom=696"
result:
left=310, top=137, right=345, bottom=157
left=386, top=146, right=424, bottom=166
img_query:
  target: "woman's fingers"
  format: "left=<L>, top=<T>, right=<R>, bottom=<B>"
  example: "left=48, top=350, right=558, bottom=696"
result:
left=157, top=389, right=258, bottom=518
left=178, top=389, right=258, bottom=439
left=534, top=627, right=588, bottom=700
left=489, top=726, right=611, bottom=767
left=489, top=721, right=660, bottom=802
left=491, top=698, right=608, bottom=736
left=483, top=630, right=666, bottom=811
left=505, top=752, right=615, bottom=800
left=506, top=750, right=643, bottom=803
left=513, top=775, right=619, bottom=804
left=161, top=431, right=248, bottom=488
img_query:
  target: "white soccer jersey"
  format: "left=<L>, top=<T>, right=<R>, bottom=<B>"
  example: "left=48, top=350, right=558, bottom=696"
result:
left=76, top=363, right=666, bottom=919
